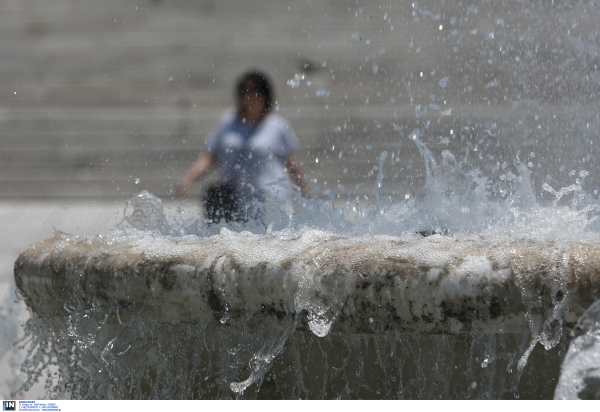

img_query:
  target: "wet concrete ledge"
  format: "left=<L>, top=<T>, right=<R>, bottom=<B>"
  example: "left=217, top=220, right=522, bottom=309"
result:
left=14, top=230, right=600, bottom=334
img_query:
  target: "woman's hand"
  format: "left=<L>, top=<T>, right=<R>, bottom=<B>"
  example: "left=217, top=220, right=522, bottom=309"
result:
left=174, top=153, right=214, bottom=199
left=175, top=178, right=192, bottom=199
left=285, top=154, right=312, bottom=198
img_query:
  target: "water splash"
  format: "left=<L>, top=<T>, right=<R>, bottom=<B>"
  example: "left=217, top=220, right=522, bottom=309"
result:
left=555, top=300, right=600, bottom=399
left=15, top=127, right=600, bottom=399
left=13, top=0, right=600, bottom=400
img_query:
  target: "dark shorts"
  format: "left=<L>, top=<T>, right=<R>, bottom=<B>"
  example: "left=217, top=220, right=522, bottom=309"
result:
left=202, top=183, right=267, bottom=226
left=202, top=183, right=244, bottom=224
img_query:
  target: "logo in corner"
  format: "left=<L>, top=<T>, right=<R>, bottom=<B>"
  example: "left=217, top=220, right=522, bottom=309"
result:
left=2, top=401, right=15, bottom=411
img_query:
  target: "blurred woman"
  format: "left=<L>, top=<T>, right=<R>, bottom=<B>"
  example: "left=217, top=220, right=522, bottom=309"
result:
left=175, top=70, right=310, bottom=224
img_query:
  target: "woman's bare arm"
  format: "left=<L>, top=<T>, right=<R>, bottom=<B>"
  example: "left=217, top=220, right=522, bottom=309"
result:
left=175, top=153, right=214, bottom=198
left=284, top=154, right=312, bottom=198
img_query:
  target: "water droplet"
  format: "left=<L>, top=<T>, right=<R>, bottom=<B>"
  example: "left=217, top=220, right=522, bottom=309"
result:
left=315, top=87, right=329, bottom=97
left=286, top=73, right=305, bottom=88
left=134, top=178, right=140, bottom=184
left=351, top=32, right=362, bottom=41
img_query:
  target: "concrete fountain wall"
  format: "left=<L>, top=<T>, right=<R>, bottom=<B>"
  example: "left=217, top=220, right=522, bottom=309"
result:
left=13, top=230, right=600, bottom=399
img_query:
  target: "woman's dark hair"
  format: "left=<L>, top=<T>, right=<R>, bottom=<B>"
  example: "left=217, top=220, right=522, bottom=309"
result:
left=235, top=70, right=273, bottom=115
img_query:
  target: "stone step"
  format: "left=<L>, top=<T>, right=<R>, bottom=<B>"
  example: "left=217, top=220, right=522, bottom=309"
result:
left=1, top=0, right=597, bottom=199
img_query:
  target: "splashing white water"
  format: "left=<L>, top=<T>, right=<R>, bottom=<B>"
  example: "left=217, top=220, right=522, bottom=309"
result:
left=555, top=300, right=600, bottom=399
left=12, top=0, right=600, bottom=399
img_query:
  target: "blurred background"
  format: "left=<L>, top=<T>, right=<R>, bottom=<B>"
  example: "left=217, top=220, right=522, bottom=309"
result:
left=1, top=0, right=422, bottom=201
left=2, top=0, right=599, bottom=203
left=2, top=0, right=600, bottom=398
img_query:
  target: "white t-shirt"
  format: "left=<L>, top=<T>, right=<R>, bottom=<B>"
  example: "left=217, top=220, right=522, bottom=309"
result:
left=206, top=109, right=299, bottom=214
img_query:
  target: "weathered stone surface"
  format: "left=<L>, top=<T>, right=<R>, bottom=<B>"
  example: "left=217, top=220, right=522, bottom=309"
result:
left=14, top=230, right=600, bottom=334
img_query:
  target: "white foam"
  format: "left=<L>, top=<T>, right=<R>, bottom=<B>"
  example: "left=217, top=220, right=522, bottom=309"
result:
left=555, top=300, right=600, bottom=399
